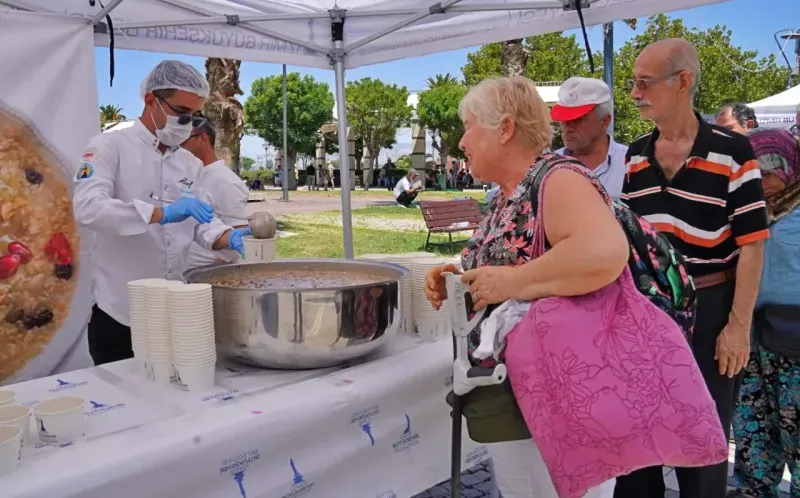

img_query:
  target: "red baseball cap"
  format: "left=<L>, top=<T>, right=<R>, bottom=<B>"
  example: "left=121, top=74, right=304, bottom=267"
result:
left=550, top=77, right=612, bottom=122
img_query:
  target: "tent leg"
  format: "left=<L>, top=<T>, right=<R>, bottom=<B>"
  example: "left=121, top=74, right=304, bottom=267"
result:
left=603, top=23, right=614, bottom=140
left=332, top=12, right=354, bottom=259
left=282, top=64, right=290, bottom=202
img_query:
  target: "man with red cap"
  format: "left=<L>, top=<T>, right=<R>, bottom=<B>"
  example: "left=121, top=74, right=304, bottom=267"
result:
left=551, top=77, right=628, bottom=199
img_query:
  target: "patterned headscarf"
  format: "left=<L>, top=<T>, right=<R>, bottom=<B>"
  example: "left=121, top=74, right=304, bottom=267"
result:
left=748, top=129, right=800, bottom=223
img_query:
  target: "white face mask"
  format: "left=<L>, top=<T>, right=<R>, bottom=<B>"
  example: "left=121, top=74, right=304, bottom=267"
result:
left=151, top=99, right=193, bottom=147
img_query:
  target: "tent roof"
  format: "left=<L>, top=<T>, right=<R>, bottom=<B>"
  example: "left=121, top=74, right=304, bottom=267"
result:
left=749, top=84, right=800, bottom=115
left=2, top=0, right=727, bottom=69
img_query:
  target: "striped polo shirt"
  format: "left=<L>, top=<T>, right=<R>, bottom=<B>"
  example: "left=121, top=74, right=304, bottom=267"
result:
left=621, top=116, right=769, bottom=276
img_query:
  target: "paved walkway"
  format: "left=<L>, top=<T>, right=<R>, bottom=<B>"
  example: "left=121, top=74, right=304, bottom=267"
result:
left=246, top=190, right=397, bottom=217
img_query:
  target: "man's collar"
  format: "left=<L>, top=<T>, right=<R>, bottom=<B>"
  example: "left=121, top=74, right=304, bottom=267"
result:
left=642, top=111, right=711, bottom=159
left=204, top=159, right=224, bottom=168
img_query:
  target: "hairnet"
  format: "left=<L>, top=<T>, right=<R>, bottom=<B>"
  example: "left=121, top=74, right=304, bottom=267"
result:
left=140, top=60, right=210, bottom=99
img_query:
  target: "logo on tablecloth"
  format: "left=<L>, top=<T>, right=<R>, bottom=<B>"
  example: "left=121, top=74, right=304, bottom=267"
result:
left=220, top=449, right=260, bottom=498
left=201, top=389, right=240, bottom=404
left=48, top=378, right=88, bottom=393
left=466, top=446, right=489, bottom=466
left=351, top=404, right=380, bottom=446
left=392, top=414, right=420, bottom=453
left=281, top=459, right=314, bottom=498
left=224, top=367, right=248, bottom=378
left=87, top=399, right=126, bottom=416
left=376, top=490, right=397, bottom=498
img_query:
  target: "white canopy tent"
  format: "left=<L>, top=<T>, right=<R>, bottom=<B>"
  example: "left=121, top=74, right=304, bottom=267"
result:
left=1, top=0, right=727, bottom=257
left=749, top=84, right=800, bottom=129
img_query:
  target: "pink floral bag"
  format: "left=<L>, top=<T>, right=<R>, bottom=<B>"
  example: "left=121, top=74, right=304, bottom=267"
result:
left=503, top=164, right=728, bottom=498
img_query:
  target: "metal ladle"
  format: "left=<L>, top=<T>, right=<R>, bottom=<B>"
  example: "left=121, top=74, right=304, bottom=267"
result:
left=150, top=192, right=276, bottom=239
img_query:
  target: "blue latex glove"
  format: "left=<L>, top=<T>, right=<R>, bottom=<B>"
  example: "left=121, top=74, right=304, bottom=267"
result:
left=228, top=227, right=252, bottom=256
left=159, top=197, right=214, bottom=225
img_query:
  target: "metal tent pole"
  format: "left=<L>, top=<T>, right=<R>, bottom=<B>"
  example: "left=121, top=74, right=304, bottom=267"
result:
left=282, top=64, right=290, bottom=202
left=331, top=8, right=354, bottom=259
left=91, top=0, right=125, bottom=24
left=603, top=22, right=614, bottom=140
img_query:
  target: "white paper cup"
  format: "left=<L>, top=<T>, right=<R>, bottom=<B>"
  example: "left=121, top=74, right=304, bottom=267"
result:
left=175, top=362, right=216, bottom=392
left=33, top=396, right=85, bottom=446
left=242, top=236, right=276, bottom=263
left=0, top=405, right=31, bottom=446
left=149, top=360, right=175, bottom=385
left=0, top=426, right=22, bottom=476
left=0, top=391, right=14, bottom=406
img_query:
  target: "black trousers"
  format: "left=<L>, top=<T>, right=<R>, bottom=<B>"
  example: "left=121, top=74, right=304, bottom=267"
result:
left=396, top=191, right=418, bottom=207
left=614, top=280, right=739, bottom=498
left=87, top=305, right=133, bottom=366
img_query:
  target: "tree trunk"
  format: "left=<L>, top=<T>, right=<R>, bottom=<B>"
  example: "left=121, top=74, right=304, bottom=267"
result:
left=204, top=58, right=244, bottom=174
left=501, top=39, right=528, bottom=77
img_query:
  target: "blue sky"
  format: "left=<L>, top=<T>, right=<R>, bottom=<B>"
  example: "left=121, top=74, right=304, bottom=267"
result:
left=96, top=0, right=800, bottom=162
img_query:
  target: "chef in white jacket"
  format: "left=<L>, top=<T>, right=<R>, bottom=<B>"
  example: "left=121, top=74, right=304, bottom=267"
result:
left=183, top=116, right=250, bottom=268
left=73, top=60, right=250, bottom=366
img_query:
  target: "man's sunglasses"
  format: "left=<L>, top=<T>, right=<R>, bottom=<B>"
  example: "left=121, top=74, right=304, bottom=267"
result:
left=624, top=71, right=683, bottom=92
left=159, top=98, right=207, bottom=127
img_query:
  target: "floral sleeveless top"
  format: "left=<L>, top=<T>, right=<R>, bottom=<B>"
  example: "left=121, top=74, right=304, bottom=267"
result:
left=459, top=152, right=598, bottom=362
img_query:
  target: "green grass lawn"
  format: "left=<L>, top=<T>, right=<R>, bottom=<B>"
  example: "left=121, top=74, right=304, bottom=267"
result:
left=253, top=188, right=487, bottom=202
left=275, top=208, right=470, bottom=258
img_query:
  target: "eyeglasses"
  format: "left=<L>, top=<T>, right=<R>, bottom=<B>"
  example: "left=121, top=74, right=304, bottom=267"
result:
left=625, top=71, right=684, bottom=92
left=159, top=99, right=206, bottom=127
left=790, top=124, right=799, bottom=136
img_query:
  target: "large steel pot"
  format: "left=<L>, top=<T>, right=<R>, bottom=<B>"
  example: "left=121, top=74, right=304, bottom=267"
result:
left=183, top=259, right=407, bottom=369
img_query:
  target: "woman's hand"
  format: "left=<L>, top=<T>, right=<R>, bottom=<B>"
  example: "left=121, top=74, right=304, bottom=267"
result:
left=461, top=266, right=519, bottom=310
left=424, top=264, right=458, bottom=310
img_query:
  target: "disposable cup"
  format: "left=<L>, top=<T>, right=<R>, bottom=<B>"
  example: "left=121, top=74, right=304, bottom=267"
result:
left=175, top=362, right=216, bottom=392
left=33, top=396, right=85, bottom=445
left=0, top=405, right=31, bottom=446
left=173, top=351, right=217, bottom=362
left=242, top=236, right=276, bottom=263
left=0, top=426, right=22, bottom=476
left=149, top=360, right=175, bottom=385
left=0, top=391, right=14, bottom=406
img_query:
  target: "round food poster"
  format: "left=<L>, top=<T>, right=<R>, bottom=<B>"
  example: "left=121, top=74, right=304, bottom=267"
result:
left=0, top=106, right=82, bottom=382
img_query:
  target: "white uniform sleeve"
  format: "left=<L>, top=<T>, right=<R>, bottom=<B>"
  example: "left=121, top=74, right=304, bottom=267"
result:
left=72, top=135, right=155, bottom=236
left=214, top=181, right=250, bottom=228
left=191, top=180, right=233, bottom=253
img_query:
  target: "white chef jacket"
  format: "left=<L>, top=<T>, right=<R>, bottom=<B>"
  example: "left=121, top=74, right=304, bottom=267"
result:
left=73, top=119, right=231, bottom=326
left=187, top=160, right=249, bottom=269
left=557, top=137, right=628, bottom=200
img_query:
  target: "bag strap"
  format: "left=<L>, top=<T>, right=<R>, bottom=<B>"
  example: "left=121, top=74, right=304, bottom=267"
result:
left=529, top=155, right=614, bottom=259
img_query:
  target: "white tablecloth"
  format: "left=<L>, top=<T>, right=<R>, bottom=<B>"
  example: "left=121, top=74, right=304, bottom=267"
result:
left=0, top=333, right=490, bottom=498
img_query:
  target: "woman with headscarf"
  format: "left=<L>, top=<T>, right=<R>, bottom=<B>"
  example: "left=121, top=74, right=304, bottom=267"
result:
left=424, top=76, right=629, bottom=497
left=730, top=129, right=800, bottom=497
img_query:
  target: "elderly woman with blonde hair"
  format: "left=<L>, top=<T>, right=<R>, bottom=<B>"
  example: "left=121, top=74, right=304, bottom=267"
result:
left=425, top=76, right=629, bottom=497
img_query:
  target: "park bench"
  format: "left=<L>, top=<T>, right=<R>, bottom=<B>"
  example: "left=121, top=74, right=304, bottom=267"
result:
left=420, top=199, right=482, bottom=255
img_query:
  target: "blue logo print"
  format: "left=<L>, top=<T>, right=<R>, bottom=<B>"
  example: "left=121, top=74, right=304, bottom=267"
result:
left=392, top=414, right=421, bottom=453
left=376, top=491, right=397, bottom=498
left=281, top=459, right=314, bottom=498
left=201, top=389, right=239, bottom=404
left=48, top=378, right=88, bottom=393
left=220, top=449, right=259, bottom=498
left=466, top=445, right=490, bottom=466
left=87, top=399, right=126, bottom=416
left=351, top=404, right=379, bottom=446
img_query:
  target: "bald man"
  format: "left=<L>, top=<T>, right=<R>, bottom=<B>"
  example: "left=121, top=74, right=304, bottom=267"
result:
left=617, top=38, right=767, bottom=498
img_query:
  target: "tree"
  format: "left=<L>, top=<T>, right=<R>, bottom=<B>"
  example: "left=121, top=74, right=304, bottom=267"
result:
left=611, top=15, right=787, bottom=144
left=240, top=156, right=255, bottom=171
left=502, top=39, right=528, bottom=77
left=99, top=105, right=125, bottom=126
left=417, top=78, right=468, bottom=165
left=395, top=155, right=411, bottom=171
left=345, top=77, right=412, bottom=188
left=426, top=73, right=459, bottom=88
left=244, top=72, right=334, bottom=189
left=462, top=33, right=595, bottom=86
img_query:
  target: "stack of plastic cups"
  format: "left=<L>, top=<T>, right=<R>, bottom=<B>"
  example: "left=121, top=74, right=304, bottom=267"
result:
left=410, top=256, right=451, bottom=341
left=168, top=283, right=217, bottom=392
left=127, top=278, right=168, bottom=377
left=143, top=280, right=184, bottom=385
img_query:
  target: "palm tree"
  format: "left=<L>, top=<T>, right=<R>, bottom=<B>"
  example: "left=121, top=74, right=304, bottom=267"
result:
left=425, top=73, right=459, bottom=89
left=204, top=58, right=244, bottom=173
left=501, top=39, right=529, bottom=78
left=99, top=105, right=125, bottom=126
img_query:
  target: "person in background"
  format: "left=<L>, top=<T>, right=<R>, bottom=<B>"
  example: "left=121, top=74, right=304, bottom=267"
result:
left=425, top=76, right=627, bottom=498
left=394, top=169, right=422, bottom=207
left=791, top=103, right=800, bottom=137
left=305, top=163, right=317, bottom=191
left=615, top=39, right=768, bottom=498
left=730, top=129, right=800, bottom=498
left=73, top=60, right=250, bottom=366
left=716, top=103, right=758, bottom=135
left=551, top=77, right=628, bottom=199
left=182, top=117, right=250, bottom=269
left=327, top=161, right=335, bottom=188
